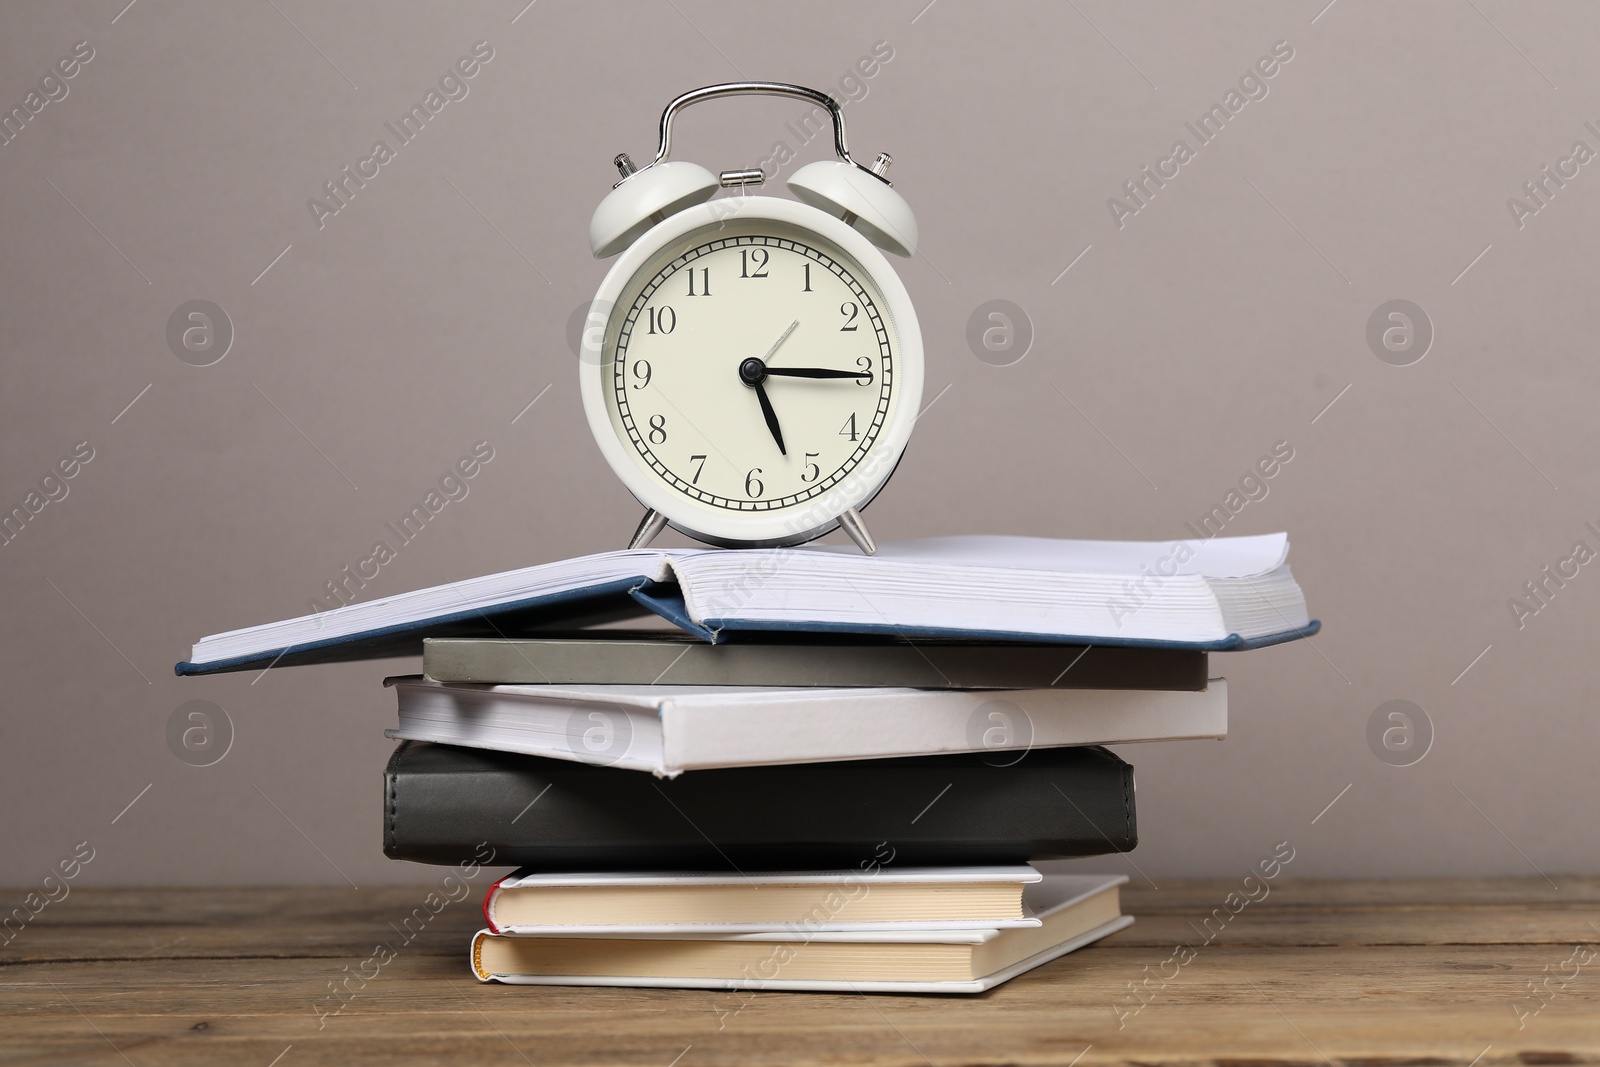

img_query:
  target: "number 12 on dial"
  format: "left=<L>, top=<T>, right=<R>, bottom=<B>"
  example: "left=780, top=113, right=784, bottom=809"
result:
left=581, top=200, right=922, bottom=548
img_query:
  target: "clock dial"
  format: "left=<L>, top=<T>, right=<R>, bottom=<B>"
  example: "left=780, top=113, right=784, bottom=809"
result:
left=604, top=221, right=898, bottom=514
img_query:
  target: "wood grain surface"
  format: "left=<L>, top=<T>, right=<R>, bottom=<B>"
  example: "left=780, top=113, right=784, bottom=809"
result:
left=3, top=878, right=1598, bottom=1065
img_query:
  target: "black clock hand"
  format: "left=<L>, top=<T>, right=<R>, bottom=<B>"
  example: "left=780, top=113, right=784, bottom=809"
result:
left=753, top=379, right=786, bottom=455
left=762, top=367, right=862, bottom=379
left=738, top=319, right=800, bottom=457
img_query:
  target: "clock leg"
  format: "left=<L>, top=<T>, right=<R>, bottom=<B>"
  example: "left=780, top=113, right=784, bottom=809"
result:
left=628, top=508, right=668, bottom=550
left=837, top=508, right=877, bottom=556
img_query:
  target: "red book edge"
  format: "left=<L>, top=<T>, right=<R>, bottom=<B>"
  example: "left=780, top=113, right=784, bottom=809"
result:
left=483, top=875, right=509, bottom=934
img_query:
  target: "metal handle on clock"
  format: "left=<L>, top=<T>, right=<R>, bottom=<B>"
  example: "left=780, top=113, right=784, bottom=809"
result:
left=625, top=82, right=890, bottom=186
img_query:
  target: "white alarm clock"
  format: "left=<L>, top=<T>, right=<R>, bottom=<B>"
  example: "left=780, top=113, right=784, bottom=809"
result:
left=578, top=82, right=922, bottom=555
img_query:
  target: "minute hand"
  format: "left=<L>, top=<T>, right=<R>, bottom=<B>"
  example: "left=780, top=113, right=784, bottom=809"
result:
left=763, top=367, right=864, bottom=379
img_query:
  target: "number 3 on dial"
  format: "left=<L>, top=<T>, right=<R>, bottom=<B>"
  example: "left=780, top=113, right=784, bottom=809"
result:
left=581, top=198, right=922, bottom=548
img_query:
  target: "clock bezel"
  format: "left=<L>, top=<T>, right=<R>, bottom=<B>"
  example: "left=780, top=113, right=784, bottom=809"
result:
left=579, top=195, right=923, bottom=547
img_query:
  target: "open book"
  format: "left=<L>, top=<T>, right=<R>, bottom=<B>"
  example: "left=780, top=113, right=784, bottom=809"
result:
left=177, top=534, right=1316, bottom=675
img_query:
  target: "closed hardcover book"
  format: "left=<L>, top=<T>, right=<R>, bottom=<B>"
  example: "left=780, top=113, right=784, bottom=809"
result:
left=384, top=677, right=1227, bottom=775
left=482, top=866, right=1045, bottom=935
left=384, top=741, right=1138, bottom=870
left=470, top=872, right=1131, bottom=993
left=422, top=633, right=1209, bottom=690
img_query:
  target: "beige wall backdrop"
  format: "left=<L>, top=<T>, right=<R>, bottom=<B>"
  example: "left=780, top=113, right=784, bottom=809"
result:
left=3, top=0, right=1598, bottom=886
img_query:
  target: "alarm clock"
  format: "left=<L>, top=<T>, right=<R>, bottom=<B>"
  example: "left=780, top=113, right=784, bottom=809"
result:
left=578, top=82, right=922, bottom=555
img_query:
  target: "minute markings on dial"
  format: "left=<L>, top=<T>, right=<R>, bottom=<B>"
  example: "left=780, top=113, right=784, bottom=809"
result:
left=611, top=233, right=893, bottom=512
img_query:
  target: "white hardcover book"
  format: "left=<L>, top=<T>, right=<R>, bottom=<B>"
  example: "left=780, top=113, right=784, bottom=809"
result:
left=181, top=533, right=1314, bottom=674
left=385, top=677, right=1228, bottom=776
left=484, top=866, right=1044, bottom=935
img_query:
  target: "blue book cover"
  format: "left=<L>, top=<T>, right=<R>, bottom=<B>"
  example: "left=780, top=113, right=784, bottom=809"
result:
left=176, top=534, right=1319, bottom=676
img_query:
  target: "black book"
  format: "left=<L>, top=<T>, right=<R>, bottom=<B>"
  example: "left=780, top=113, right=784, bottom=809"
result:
left=384, top=741, right=1136, bottom=870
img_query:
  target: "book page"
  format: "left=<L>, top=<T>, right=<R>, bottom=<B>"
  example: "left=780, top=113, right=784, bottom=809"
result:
left=802, top=534, right=1289, bottom=579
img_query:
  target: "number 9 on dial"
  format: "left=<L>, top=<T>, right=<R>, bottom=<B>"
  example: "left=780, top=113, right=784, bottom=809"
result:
left=578, top=83, right=923, bottom=553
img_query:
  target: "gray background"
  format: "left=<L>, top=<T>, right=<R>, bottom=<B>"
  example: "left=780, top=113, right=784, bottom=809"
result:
left=3, top=0, right=1596, bottom=887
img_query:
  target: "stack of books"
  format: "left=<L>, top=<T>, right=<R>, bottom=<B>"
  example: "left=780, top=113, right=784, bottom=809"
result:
left=179, top=533, right=1315, bottom=992
left=470, top=866, right=1132, bottom=993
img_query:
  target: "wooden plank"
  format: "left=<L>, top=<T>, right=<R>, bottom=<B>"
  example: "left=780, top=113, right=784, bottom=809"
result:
left=7, top=946, right=1599, bottom=1054
left=2, top=881, right=1597, bottom=1066
left=12, top=881, right=1600, bottom=963
left=12, top=902, right=1600, bottom=966
left=1119, top=875, right=1600, bottom=909
left=0, top=886, right=478, bottom=964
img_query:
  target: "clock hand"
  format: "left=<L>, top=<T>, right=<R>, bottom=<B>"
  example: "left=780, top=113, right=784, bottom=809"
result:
left=759, top=319, right=800, bottom=362
left=762, top=367, right=862, bottom=379
left=737, top=319, right=800, bottom=457
left=753, top=379, right=786, bottom=456
left=757, top=320, right=865, bottom=380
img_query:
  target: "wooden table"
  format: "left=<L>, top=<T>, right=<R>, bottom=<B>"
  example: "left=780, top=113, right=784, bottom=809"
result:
left=5, top=878, right=1598, bottom=1065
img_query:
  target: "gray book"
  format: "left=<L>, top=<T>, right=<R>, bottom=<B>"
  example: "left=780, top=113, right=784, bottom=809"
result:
left=421, top=632, right=1207, bottom=689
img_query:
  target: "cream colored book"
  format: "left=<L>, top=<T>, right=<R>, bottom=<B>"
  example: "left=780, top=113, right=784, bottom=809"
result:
left=470, top=873, right=1130, bottom=993
left=483, top=866, right=1043, bottom=935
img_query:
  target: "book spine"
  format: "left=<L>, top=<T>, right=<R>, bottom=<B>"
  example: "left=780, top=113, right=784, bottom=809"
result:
left=471, top=931, right=491, bottom=981
left=483, top=876, right=508, bottom=934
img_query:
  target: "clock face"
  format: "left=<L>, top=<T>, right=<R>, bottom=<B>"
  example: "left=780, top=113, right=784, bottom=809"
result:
left=602, top=217, right=900, bottom=517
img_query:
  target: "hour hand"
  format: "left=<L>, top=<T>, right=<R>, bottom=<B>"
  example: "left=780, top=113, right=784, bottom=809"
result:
left=754, top=380, right=786, bottom=455
left=763, top=367, right=862, bottom=379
